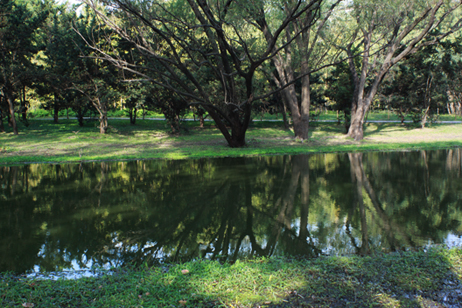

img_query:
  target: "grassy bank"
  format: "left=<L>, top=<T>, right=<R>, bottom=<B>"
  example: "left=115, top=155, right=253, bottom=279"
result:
left=1, top=117, right=461, bottom=165
left=2, top=248, right=461, bottom=307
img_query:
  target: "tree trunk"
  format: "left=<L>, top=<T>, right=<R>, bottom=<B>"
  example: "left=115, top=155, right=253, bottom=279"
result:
left=273, top=56, right=310, bottom=140
left=298, top=67, right=311, bottom=140
left=99, top=105, right=108, bottom=134
left=0, top=111, right=4, bottom=133
left=20, top=86, right=28, bottom=124
left=53, top=102, right=59, bottom=124
left=201, top=104, right=250, bottom=148
left=5, top=88, right=18, bottom=135
left=348, top=100, right=369, bottom=141
left=129, top=108, right=133, bottom=124
left=280, top=99, right=290, bottom=130
left=229, top=121, right=247, bottom=148
left=199, top=113, right=204, bottom=128
left=76, top=107, right=84, bottom=127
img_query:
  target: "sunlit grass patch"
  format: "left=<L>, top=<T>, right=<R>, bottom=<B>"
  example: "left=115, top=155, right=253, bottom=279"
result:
left=1, top=119, right=461, bottom=165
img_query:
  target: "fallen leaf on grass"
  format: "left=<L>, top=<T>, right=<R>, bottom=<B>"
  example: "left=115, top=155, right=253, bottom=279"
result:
left=22, top=303, right=34, bottom=308
left=179, top=300, right=187, bottom=305
left=181, top=269, right=189, bottom=275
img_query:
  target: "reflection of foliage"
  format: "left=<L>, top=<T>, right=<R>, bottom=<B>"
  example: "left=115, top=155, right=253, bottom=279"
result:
left=1, top=150, right=461, bottom=274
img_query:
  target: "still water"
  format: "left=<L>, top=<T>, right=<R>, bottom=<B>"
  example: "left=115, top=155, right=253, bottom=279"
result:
left=1, top=149, right=462, bottom=275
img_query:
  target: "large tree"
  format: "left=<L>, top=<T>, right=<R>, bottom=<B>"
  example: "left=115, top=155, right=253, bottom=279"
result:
left=82, top=0, right=325, bottom=147
left=343, top=0, right=462, bottom=140
left=0, top=0, right=49, bottom=134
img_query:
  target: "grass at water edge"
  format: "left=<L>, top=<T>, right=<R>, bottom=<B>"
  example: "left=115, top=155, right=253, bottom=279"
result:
left=1, top=247, right=461, bottom=307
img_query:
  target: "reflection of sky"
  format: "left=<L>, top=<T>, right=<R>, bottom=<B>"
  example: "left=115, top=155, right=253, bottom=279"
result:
left=26, top=230, right=462, bottom=280
left=445, top=233, right=462, bottom=247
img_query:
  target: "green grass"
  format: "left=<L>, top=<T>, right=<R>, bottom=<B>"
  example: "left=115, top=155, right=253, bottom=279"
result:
left=1, top=247, right=461, bottom=307
left=1, top=117, right=461, bottom=165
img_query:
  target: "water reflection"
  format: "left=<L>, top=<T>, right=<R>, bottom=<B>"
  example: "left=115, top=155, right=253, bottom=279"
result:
left=1, top=149, right=461, bottom=275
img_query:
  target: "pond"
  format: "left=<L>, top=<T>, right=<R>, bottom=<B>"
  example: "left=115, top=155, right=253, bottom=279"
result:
left=1, top=149, right=462, bottom=277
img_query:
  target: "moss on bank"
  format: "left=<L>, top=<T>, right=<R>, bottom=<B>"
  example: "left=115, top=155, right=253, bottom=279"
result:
left=1, top=247, right=461, bottom=307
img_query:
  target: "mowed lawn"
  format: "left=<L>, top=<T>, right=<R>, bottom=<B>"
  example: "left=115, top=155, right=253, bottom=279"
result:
left=1, top=118, right=461, bottom=165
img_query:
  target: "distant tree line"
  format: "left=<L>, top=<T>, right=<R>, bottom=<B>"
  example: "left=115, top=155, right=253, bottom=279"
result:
left=0, top=0, right=461, bottom=146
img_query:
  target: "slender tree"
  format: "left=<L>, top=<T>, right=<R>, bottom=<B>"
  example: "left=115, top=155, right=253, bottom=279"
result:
left=255, top=0, right=342, bottom=140
left=343, top=0, right=462, bottom=140
left=72, top=5, right=120, bottom=134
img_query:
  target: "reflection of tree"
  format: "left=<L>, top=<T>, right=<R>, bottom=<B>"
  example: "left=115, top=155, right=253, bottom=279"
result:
left=446, top=148, right=461, bottom=176
left=345, top=150, right=462, bottom=255
left=264, top=156, right=320, bottom=258
left=1, top=150, right=461, bottom=274
left=348, top=153, right=416, bottom=254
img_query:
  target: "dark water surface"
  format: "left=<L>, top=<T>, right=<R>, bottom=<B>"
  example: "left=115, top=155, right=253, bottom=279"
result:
left=1, top=149, right=462, bottom=276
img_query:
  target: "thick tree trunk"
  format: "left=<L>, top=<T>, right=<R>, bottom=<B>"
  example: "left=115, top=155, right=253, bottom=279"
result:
left=297, top=68, right=311, bottom=140
left=100, top=113, right=108, bottom=134
left=199, top=113, right=204, bottom=128
left=201, top=104, right=249, bottom=148
left=273, top=57, right=310, bottom=140
left=99, top=104, right=108, bottom=134
left=348, top=111, right=364, bottom=141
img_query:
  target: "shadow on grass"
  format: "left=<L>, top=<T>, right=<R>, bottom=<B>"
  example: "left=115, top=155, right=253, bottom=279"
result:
left=364, top=122, right=419, bottom=135
left=177, top=249, right=462, bottom=307
left=264, top=250, right=462, bottom=307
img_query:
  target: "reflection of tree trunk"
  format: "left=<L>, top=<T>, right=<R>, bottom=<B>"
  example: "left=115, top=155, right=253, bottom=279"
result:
left=10, top=167, right=17, bottom=196
left=349, top=153, right=416, bottom=251
left=94, top=162, right=108, bottom=200
left=298, top=157, right=310, bottom=242
left=446, top=149, right=461, bottom=177
left=277, top=158, right=300, bottom=231
left=268, top=155, right=319, bottom=257
left=348, top=153, right=369, bottom=254
left=422, top=150, right=430, bottom=197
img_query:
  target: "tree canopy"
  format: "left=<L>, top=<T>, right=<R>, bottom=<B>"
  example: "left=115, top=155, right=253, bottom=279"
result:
left=1, top=0, right=461, bottom=145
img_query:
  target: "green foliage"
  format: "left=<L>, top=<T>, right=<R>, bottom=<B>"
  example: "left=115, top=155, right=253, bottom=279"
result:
left=0, top=0, right=50, bottom=132
left=381, top=38, right=462, bottom=123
